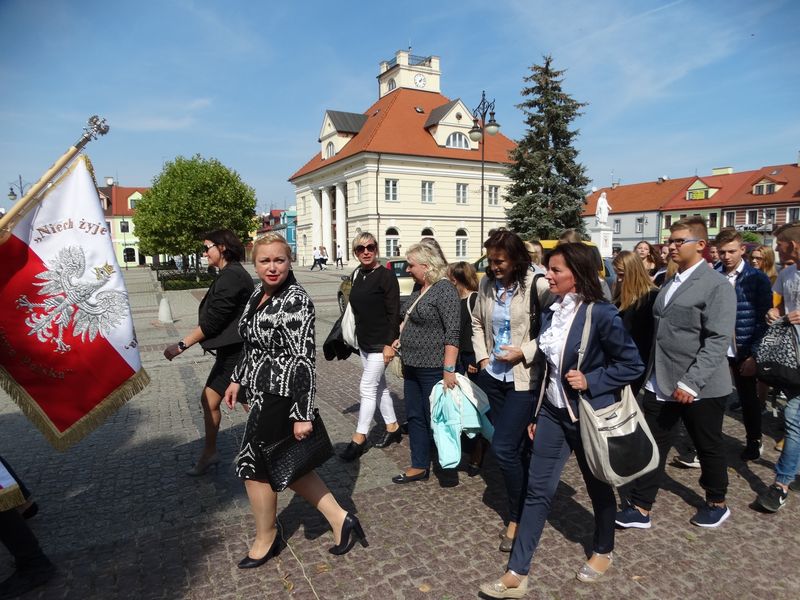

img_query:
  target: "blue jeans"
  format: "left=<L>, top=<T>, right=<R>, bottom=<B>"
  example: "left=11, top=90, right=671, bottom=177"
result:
left=508, top=401, right=616, bottom=575
left=776, top=393, right=800, bottom=485
left=403, top=366, right=442, bottom=470
left=476, top=370, right=535, bottom=524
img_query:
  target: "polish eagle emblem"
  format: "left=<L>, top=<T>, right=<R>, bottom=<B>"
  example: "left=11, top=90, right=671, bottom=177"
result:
left=16, top=246, right=128, bottom=353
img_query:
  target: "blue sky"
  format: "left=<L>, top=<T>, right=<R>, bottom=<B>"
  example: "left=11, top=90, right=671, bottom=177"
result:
left=1, top=0, right=798, bottom=214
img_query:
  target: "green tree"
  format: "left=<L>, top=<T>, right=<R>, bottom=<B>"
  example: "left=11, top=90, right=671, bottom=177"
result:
left=505, top=55, right=590, bottom=240
left=133, top=155, right=257, bottom=264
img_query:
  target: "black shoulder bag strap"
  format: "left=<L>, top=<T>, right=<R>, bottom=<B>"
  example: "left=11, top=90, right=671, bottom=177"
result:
left=530, top=273, right=544, bottom=340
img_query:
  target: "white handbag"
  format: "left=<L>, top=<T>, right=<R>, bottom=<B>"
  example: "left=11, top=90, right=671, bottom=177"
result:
left=576, top=304, right=659, bottom=488
left=341, top=302, right=358, bottom=350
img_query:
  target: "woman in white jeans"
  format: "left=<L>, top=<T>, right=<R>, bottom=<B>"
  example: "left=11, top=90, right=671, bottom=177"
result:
left=340, top=232, right=402, bottom=461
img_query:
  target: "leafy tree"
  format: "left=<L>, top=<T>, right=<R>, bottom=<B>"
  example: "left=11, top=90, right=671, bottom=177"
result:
left=505, top=55, right=590, bottom=240
left=134, top=155, right=257, bottom=264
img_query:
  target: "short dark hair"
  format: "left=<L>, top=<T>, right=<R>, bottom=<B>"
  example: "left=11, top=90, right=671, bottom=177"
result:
left=671, top=216, right=708, bottom=241
left=202, top=229, right=245, bottom=262
left=483, top=228, right=531, bottom=288
left=715, top=227, right=742, bottom=247
left=545, top=243, right=605, bottom=303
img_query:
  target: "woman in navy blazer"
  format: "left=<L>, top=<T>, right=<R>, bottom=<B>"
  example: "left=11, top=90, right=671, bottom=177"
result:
left=480, top=243, right=643, bottom=599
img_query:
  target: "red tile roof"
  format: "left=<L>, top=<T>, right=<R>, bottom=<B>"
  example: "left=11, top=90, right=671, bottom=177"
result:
left=289, top=88, right=516, bottom=181
left=660, top=171, right=757, bottom=211
left=583, top=176, right=694, bottom=216
left=98, top=185, right=149, bottom=217
left=728, top=164, right=800, bottom=207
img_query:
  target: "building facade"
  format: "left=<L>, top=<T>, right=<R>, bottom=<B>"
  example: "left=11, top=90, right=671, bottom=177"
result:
left=98, top=182, right=152, bottom=267
left=289, top=50, right=516, bottom=266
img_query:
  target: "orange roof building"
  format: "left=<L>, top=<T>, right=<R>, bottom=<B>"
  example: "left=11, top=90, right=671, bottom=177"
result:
left=289, top=50, right=516, bottom=266
left=584, top=159, right=800, bottom=249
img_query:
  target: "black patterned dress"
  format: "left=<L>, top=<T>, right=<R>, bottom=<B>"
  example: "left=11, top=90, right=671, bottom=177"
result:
left=232, top=272, right=316, bottom=480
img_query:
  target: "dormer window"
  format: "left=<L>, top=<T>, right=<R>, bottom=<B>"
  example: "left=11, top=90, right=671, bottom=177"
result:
left=387, top=78, right=396, bottom=91
left=325, top=142, right=335, bottom=159
left=686, top=188, right=709, bottom=200
left=754, top=183, right=776, bottom=195
left=445, top=132, right=470, bottom=149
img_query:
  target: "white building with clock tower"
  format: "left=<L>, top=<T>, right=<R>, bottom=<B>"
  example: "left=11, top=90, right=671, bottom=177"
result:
left=290, top=49, right=515, bottom=266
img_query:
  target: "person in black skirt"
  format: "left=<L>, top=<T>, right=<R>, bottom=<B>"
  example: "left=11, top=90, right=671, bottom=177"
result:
left=224, top=233, right=366, bottom=569
left=164, top=229, right=254, bottom=476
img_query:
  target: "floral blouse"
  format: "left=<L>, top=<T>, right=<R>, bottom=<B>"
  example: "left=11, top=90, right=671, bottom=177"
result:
left=232, top=272, right=316, bottom=421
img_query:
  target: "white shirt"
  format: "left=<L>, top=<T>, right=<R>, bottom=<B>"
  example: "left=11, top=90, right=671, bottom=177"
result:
left=645, top=258, right=706, bottom=401
left=723, top=260, right=745, bottom=358
left=539, top=293, right=580, bottom=409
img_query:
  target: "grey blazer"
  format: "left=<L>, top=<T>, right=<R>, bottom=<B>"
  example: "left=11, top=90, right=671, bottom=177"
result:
left=646, top=261, right=736, bottom=399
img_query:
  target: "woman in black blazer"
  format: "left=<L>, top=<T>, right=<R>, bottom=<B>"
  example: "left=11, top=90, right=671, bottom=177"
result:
left=163, top=229, right=254, bottom=475
left=480, top=243, right=643, bottom=598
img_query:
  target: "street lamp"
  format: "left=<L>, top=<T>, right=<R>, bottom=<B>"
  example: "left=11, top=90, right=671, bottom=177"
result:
left=7, top=175, right=31, bottom=203
left=120, top=219, right=129, bottom=270
left=469, top=90, right=500, bottom=244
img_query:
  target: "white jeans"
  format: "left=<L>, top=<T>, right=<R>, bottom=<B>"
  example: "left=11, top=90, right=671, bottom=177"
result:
left=357, top=350, right=397, bottom=434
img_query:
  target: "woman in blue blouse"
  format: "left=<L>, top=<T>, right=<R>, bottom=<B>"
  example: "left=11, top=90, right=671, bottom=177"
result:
left=480, top=243, right=643, bottom=598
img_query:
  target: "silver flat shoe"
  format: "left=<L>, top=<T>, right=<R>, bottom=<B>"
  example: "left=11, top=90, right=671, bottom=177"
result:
left=576, top=552, right=613, bottom=583
left=479, top=571, right=528, bottom=598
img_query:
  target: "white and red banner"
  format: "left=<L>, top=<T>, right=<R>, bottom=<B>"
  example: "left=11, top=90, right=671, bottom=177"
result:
left=0, top=460, right=24, bottom=511
left=0, top=155, right=149, bottom=450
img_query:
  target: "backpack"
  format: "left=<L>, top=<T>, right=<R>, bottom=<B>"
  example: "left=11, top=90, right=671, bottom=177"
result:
left=753, top=318, right=800, bottom=390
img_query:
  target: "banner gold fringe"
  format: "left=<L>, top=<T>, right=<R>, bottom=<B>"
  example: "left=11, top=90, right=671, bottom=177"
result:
left=0, top=366, right=150, bottom=451
left=0, top=485, right=25, bottom=512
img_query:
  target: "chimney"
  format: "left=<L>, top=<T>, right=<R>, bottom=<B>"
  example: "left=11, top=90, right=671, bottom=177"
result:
left=711, top=167, right=733, bottom=176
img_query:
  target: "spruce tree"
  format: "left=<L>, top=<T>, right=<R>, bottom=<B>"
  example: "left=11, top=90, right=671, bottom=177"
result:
left=505, top=55, right=590, bottom=240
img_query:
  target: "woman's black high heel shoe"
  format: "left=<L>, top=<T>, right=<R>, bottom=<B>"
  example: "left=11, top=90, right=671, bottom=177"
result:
left=373, top=428, right=401, bottom=448
left=340, top=440, right=369, bottom=462
left=238, top=530, right=282, bottom=569
left=329, top=513, right=369, bottom=556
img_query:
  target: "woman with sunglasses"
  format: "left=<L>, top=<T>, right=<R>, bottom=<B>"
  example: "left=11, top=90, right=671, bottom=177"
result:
left=340, top=233, right=402, bottom=461
left=163, top=229, right=254, bottom=475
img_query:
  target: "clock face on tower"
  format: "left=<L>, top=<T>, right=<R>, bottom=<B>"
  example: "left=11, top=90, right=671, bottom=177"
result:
left=414, top=73, right=427, bottom=88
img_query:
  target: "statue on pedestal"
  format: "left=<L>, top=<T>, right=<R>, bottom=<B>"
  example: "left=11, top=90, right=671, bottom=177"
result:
left=595, top=192, right=612, bottom=226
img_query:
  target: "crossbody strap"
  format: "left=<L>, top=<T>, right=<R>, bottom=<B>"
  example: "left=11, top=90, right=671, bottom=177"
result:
left=575, top=303, right=594, bottom=373
left=399, top=285, right=431, bottom=334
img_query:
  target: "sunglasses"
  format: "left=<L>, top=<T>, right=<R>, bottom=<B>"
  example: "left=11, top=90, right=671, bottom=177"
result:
left=202, top=243, right=217, bottom=252
left=355, top=244, right=377, bottom=254
left=666, top=238, right=701, bottom=247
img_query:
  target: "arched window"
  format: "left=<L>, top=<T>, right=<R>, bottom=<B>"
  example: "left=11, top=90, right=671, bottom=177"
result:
left=385, top=227, right=400, bottom=257
left=123, top=247, right=136, bottom=263
left=445, top=132, right=470, bottom=149
left=421, top=227, right=434, bottom=237
left=455, top=228, right=468, bottom=259
left=387, top=78, right=396, bottom=91
left=325, top=142, right=335, bottom=159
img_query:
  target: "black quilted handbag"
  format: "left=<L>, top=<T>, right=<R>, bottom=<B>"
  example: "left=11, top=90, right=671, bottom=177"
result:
left=259, top=410, right=334, bottom=492
left=753, top=318, right=800, bottom=390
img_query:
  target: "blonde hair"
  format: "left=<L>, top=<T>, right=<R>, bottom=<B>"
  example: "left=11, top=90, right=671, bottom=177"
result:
left=612, top=250, right=656, bottom=311
left=253, top=232, right=292, bottom=261
left=753, top=244, right=778, bottom=283
left=352, top=232, right=378, bottom=255
left=406, top=242, right=448, bottom=284
left=524, top=240, right=543, bottom=265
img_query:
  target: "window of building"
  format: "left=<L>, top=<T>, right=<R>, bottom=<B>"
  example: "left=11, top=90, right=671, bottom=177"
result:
left=788, top=207, right=800, bottom=222
left=387, top=78, right=396, bottom=91
left=724, top=211, right=735, bottom=228
left=421, top=181, right=434, bottom=203
left=612, top=219, right=621, bottom=234
left=754, top=182, right=777, bottom=195
left=635, top=217, right=644, bottom=234
left=680, top=214, right=687, bottom=219
left=421, top=227, right=434, bottom=237
left=123, top=248, right=135, bottom=263
left=708, top=212, right=718, bottom=229
left=766, top=183, right=776, bottom=194
left=764, top=208, right=777, bottom=226
left=488, top=185, right=499, bottom=206
left=445, top=132, right=470, bottom=149
left=455, top=229, right=468, bottom=259
left=687, top=188, right=709, bottom=200
left=119, top=220, right=130, bottom=233
left=105, top=221, right=111, bottom=233
left=747, top=209, right=759, bottom=224
left=354, top=180, right=362, bottom=204
left=128, top=197, right=137, bottom=209
left=385, top=179, right=398, bottom=202
left=456, top=183, right=468, bottom=205
left=325, top=142, right=335, bottom=159
left=663, top=215, right=672, bottom=228
left=385, top=227, right=400, bottom=257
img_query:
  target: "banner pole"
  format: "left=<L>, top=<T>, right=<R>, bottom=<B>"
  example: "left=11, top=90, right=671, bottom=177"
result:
left=0, top=115, right=110, bottom=245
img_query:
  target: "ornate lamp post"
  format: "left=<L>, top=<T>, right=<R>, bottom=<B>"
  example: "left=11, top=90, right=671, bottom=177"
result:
left=469, top=90, right=500, bottom=245
left=7, top=175, right=31, bottom=204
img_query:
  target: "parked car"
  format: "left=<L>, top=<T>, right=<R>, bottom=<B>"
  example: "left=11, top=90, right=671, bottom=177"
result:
left=337, top=259, right=416, bottom=313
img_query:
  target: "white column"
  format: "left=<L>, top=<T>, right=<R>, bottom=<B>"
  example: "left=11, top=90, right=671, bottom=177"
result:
left=311, top=189, right=322, bottom=251
left=335, top=182, right=347, bottom=262
left=321, top=186, right=333, bottom=255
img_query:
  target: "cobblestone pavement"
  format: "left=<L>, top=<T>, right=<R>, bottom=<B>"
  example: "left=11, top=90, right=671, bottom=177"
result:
left=2, top=266, right=799, bottom=599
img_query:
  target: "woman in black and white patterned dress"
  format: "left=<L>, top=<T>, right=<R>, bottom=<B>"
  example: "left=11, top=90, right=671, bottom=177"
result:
left=224, top=233, right=367, bottom=569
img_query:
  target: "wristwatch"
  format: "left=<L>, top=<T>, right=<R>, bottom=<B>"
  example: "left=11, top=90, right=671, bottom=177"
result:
left=177, top=340, right=187, bottom=351
left=443, top=365, right=456, bottom=373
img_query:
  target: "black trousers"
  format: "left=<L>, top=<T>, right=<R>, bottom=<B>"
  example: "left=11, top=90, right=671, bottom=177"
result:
left=731, top=358, right=760, bottom=442
left=0, top=509, right=48, bottom=569
left=628, top=391, right=729, bottom=510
